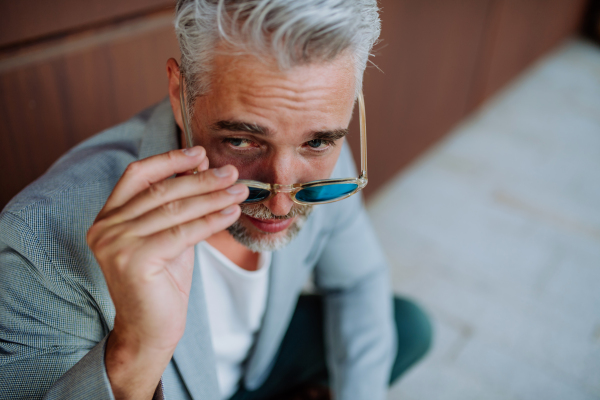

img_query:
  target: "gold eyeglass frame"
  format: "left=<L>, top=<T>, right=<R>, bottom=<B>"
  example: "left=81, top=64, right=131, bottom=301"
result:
left=179, top=73, right=368, bottom=205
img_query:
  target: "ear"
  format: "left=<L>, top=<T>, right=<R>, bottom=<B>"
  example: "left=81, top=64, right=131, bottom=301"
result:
left=166, top=58, right=185, bottom=133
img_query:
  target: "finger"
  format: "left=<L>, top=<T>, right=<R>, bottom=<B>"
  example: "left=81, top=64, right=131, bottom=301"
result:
left=197, top=156, right=209, bottom=172
left=141, top=205, right=242, bottom=261
left=103, top=147, right=206, bottom=213
left=128, top=184, right=248, bottom=237
left=176, top=155, right=209, bottom=177
left=109, top=164, right=240, bottom=223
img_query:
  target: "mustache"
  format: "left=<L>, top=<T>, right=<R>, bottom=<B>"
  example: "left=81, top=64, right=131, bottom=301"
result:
left=240, top=202, right=313, bottom=220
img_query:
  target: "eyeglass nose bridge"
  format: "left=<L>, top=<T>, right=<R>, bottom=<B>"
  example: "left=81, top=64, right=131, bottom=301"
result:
left=270, top=184, right=296, bottom=194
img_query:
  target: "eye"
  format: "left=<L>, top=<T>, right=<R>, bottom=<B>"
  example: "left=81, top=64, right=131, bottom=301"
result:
left=306, top=139, right=333, bottom=149
left=224, top=137, right=256, bottom=149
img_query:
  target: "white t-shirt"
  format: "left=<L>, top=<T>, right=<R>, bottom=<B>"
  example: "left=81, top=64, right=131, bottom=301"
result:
left=196, top=241, right=271, bottom=399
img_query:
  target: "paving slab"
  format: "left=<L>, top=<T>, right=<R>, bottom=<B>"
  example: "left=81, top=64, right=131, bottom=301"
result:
left=455, top=337, right=597, bottom=400
left=372, top=39, right=600, bottom=399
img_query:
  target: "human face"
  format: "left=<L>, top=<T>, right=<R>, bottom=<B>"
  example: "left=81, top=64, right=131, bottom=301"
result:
left=172, top=51, right=356, bottom=249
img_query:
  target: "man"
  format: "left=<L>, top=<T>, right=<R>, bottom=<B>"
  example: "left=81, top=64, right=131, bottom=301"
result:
left=0, top=1, right=431, bottom=399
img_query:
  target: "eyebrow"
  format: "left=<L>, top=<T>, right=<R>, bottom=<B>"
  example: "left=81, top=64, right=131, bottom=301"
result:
left=211, top=120, right=270, bottom=135
left=211, top=119, right=348, bottom=141
left=310, top=129, right=348, bottom=141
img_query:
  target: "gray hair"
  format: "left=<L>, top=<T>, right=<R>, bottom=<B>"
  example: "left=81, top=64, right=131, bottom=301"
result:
left=174, top=0, right=381, bottom=104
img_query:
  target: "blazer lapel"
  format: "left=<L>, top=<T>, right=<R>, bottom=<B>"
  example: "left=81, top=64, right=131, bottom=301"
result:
left=172, top=246, right=221, bottom=399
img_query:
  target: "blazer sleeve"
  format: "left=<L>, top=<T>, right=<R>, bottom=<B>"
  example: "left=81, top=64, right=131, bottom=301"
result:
left=314, top=145, right=397, bottom=400
left=0, top=211, right=164, bottom=400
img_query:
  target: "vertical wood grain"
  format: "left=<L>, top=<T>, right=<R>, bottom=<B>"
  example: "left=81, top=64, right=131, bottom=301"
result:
left=0, top=11, right=179, bottom=209
left=0, top=0, right=176, bottom=48
left=348, top=0, right=493, bottom=197
left=0, top=1, right=589, bottom=210
left=471, top=0, right=588, bottom=105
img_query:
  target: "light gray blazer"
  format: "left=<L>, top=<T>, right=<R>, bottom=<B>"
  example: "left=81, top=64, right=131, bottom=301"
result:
left=0, top=99, right=395, bottom=400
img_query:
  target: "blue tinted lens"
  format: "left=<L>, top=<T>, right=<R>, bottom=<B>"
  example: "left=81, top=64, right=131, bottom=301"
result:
left=243, top=186, right=271, bottom=203
left=295, top=183, right=358, bottom=203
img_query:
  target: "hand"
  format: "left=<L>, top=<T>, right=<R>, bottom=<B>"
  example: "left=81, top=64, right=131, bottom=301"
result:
left=86, top=146, right=248, bottom=399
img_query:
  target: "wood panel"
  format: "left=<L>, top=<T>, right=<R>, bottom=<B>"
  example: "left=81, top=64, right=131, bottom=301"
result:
left=0, top=0, right=589, bottom=210
left=0, top=0, right=175, bottom=48
left=471, top=0, right=588, bottom=104
left=347, top=0, right=493, bottom=197
left=348, top=0, right=587, bottom=197
left=0, top=10, right=179, bottom=209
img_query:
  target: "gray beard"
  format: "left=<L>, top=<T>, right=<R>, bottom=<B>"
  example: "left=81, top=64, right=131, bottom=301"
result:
left=227, top=202, right=313, bottom=252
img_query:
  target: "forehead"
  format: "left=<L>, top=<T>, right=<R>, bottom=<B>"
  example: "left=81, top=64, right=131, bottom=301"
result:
left=202, top=50, right=356, bottom=126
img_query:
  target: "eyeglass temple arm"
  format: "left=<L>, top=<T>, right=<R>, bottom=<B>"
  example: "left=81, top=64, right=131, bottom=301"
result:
left=357, top=90, right=368, bottom=182
left=179, top=74, right=195, bottom=149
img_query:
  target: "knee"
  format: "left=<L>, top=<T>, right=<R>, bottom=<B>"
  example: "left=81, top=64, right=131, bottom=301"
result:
left=389, top=297, right=433, bottom=384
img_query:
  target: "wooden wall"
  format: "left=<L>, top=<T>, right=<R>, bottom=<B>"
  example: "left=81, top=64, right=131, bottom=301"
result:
left=0, top=1, right=178, bottom=210
left=346, top=0, right=588, bottom=196
left=0, top=0, right=589, bottom=210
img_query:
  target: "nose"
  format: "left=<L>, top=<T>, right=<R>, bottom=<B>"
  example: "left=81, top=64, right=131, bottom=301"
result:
left=261, top=152, right=299, bottom=217
left=264, top=192, right=295, bottom=216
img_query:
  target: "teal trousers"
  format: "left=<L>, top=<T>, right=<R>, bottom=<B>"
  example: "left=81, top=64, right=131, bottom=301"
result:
left=230, top=295, right=432, bottom=399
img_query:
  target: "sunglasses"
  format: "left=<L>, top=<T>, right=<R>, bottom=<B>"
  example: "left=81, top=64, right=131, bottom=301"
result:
left=179, top=74, right=368, bottom=205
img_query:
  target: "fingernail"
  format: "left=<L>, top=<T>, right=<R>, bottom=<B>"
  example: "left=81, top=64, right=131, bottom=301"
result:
left=182, top=147, right=202, bottom=157
left=220, top=205, right=237, bottom=215
left=213, top=166, right=232, bottom=178
left=226, top=184, right=245, bottom=194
